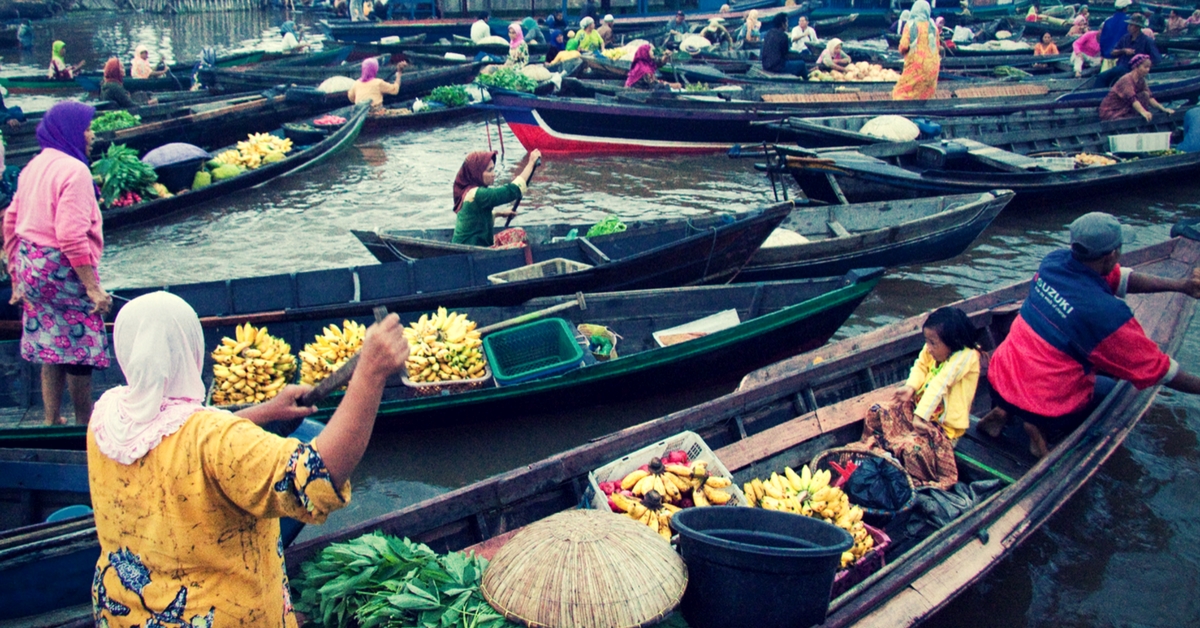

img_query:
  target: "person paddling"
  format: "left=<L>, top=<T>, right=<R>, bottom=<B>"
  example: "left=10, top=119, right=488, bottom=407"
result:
left=451, top=149, right=541, bottom=248
left=48, top=40, right=85, bottom=80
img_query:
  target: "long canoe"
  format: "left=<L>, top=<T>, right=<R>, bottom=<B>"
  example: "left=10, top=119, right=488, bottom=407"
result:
left=352, top=190, right=1013, bottom=281
left=0, top=50, right=265, bottom=94
left=282, top=235, right=1199, bottom=626
left=200, top=57, right=481, bottom=101
left=777, top=112, right=1200, bottom=203
left=100, top=104, right=370, bottom=230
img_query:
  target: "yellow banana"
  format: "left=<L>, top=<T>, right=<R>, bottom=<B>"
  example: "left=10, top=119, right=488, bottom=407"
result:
left=621, top=469, right=650, bottom=491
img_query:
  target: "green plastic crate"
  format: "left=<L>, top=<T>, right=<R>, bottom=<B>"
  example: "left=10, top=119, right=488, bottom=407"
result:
left=482, top=318, right=585, bottom=386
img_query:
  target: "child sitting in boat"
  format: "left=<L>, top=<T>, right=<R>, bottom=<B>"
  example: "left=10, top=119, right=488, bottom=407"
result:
left=854, top=307, right=981, bottom=490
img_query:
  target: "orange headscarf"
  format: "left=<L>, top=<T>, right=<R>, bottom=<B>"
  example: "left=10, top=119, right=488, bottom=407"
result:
left=103, top=57, right=123, bottom=84
left=452, top=150, right=497, bottom=213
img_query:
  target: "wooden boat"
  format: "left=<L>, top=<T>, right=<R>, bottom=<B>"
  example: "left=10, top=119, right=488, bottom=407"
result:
left=0, top=420, right=323, bottom=623
left=0, top=49, right=265, bottom=94
left=1, top=91, right=330, bottom=170
left=200, top=54, right=481, bottom=100
left=813, top=13, right=861, bottom=36
left=273, top=234, right=1199, bottom=627
left=363, top=96, right=483, bottom=131
left=319, top=16, right=512, bottom=43
left=487, top=75, right=1200, bottom=154
left=778, top=110, right=1200, bottom=203
left=352, top=190, right=1014, bottom=281
left=101, top=104, right=370, bottom=230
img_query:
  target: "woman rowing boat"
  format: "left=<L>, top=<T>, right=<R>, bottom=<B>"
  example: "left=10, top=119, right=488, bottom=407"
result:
left=451, top=149, right=541, bottom=248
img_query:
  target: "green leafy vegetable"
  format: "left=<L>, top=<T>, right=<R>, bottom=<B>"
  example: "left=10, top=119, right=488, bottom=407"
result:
left=293, top=532, right=519, bottom=628
left=426, top=85, right=470, bottom=108
left=90, top=111, right=142, bottom=133
left=90, top=143, right=157, bottom=206
left=684, top=82, right=711, bottom=92
left=475, top=68, right=538, bottom=93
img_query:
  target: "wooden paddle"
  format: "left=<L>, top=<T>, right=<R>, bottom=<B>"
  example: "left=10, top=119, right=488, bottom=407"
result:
left=504, top=157, right=541, bottom=228
left=476, top=292, right=587, bottom=335
left=295, top=305, right=390, bottom=407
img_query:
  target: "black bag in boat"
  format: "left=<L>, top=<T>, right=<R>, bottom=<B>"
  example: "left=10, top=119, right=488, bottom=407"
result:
left=845, top=457, right=912, bottom=513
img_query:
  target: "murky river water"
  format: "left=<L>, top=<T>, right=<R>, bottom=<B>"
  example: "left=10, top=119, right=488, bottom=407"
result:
left=7, top=10, right=1200, bottom=625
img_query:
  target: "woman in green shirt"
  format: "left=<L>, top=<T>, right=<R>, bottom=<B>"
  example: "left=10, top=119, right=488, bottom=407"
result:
left=451, top=148, right=542, bottom=247
left=573, top=17, right=606, bottom=52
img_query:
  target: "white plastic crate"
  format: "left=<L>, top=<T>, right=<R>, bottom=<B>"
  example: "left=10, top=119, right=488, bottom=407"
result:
left=585, top=430, right=747, bottom=512
left=1034, top=157, right=1076, bottom=171
left=487, top=258, right=592, bottom=284
left=1108, top=132, right=1171, bottom=154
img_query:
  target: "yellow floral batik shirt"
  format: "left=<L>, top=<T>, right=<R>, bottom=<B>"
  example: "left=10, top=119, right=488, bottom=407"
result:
left=87, top=411, right=350, bottom=627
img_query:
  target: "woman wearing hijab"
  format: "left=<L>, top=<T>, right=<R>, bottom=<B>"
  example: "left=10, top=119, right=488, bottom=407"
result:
left=522, top=17, right=546, bottom=45
left=48, top=40, right=85, bottom=80
left=736, top=9, right=762, bottom=47
left=2, top=102, right=109, bottom=426
left=701, top=17, right=733, bottom=48
left=573, top=16, right=605, bottom=52
left=452, top=149, right=541, bottom=247
left=546, top=28, right=566, bottom=63
left=505, top=22, right=529, bottom=68
left=1068, top=6, right=1090, bottom=36
left=100, top=58, right=137, bottom=109
left=1099, top=53, right=1174, bottom=121
left=893, top=0, right=941, bottom=100
left=130, top=45, right=165, bottom=80
left=625, top=44, right=661, bottom=88
left=347, top=57, right=406, bottom=109
left=817, top=38, right=852, bottom=71
left=87, top=292, right=409, bottom=627
left=280, top=20, right=308, bottom=53
left=893, top=9, right=911, bottom=36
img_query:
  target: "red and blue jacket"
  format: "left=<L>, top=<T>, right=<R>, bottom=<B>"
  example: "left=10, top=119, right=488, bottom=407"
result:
left=988, top=249, right=1177, bottom=418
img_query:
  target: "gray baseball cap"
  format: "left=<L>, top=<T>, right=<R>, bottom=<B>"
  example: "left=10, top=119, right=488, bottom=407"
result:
left=1069, top=212, right=1124, bottom=260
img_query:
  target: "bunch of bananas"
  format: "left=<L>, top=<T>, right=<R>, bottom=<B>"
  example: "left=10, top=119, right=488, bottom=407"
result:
left=745, top=465, right=873, bottom=567
left=610, top=490, right=679, bottom=541
left=299, top=320, right=367, bottom=386
left=619, top=458, right=734, bottom=507
left=211, top=323, right=296, bottom=406
left=403, top=308, right=487, bottom=383
left=214, top=133, right=293, bottom=171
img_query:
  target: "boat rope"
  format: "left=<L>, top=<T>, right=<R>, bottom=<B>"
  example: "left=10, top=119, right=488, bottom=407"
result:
left=702, top=225, right=718, bottom=281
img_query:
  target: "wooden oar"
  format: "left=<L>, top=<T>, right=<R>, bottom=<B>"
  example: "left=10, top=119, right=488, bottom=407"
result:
left=504, top=157, right=541, bottom=228
left=295, top=305, right=390, bottom=407
left=476, top=292, right=586, bottom=335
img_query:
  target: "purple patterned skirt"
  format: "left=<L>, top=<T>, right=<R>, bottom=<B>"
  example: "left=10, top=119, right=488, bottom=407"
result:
left=15, top=238, right=109, bottom=368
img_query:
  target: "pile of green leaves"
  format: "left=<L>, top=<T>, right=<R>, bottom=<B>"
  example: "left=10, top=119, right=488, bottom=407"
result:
left=90, top=111, right=142, bottom=133
left=475, top=68, right=537, bottom=93
left=426, top=85, right=470, bottom=108
left=90, top=143, right=157, bottom=203
left=293, top=532, right=519, bottom=628
left=684, top=82, right=711, bottom=92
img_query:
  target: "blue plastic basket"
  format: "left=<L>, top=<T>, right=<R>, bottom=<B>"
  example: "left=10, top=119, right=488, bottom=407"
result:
left=482, top=318, right=585, bottom=386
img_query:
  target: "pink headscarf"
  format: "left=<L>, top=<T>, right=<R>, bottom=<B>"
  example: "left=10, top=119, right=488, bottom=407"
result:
left=360, top=57, right=379, bottom=82
left=92, top=292, right=213, bottom=465
left=509, top=22, right=525, bottom=50
left=625, top=44, right=657, bottom=88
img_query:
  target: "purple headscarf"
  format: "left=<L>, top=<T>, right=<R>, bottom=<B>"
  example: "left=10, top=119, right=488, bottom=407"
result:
left=36, top=101, right=95, bottom=164
left=1129, top=53, right=1152, bottom=68
left=360, top=57, right=379, bottom=82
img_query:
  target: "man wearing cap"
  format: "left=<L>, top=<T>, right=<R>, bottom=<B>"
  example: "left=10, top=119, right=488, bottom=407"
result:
left=980, top=213, right=1200, bottom=458
left=1096, top=13, right=1162, bottom=87
left=1098, top=0, right=1133, bottom=71
left=663, top=10, right=689, bottom=48
left=598, top=14, right=616, bottom=46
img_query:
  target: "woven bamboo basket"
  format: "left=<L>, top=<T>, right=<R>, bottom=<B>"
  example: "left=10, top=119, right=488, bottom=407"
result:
left=810, top=447, right=916, bottom=521
left=481, top=509, right=688, bottom=628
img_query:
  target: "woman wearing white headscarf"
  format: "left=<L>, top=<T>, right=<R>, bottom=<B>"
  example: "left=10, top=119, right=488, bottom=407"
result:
left=893, top=0, right=941, bottom=100
left=817, top=38, right=852, bottom=71
left=87, top=292, right=409, bottom=627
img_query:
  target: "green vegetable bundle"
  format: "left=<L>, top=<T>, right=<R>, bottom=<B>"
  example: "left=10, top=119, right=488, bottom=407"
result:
left=586, top=216, right=627, bottom=237
left=90, top=111, right=142, bottom=133
left=91, top=143, right=158, bottom=204
left=294, top=532, right=519, bottom=628
left=475, top=68, right=537, bottom=93
left=426, top=85, right=470, bottom=108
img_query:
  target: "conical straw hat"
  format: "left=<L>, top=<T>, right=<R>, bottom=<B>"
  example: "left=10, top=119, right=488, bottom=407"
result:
left=481, top=509, right=687, bottom=628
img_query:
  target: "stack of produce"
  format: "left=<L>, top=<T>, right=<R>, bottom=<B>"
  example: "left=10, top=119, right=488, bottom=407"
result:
left=744, top=465, right=873, bottom=567
left=809, top=62, right=900, bottom=82
left=90, top=111, right=142, bottom=133
left=599, top=451, right=735, bottom=541
left=299, top=320, right=366, bottom=386
left=91, top=144, right=162, bottom=208
left=426, top=85, right=469, bottom=108
left=475, top=67, right=537, bottom=93
left=208, top=132, right=294, bottom=177
left=403, top=307, right=487, bottom=383
left=312, top=114, right=347, bottom=127
left=1075, top=152, right=1118, bottom=167
left=210, top=323, right=296, bottom=406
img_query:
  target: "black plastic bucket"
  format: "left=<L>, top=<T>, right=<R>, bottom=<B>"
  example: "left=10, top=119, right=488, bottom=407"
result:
left=672, top=507, right=853, bottom=628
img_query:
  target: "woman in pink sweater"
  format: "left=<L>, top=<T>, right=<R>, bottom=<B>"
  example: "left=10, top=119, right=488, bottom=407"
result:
left=2, top=101, right=112, bottom=425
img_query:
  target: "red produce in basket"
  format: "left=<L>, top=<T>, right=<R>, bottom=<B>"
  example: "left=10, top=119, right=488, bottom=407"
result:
left=313, top=114, right=347, bottom=127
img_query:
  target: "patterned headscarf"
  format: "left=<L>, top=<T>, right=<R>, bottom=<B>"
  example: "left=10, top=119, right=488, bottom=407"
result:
left=360, top=57, right=379, bottom=82
left=36, top=101, right=95, bottom=164
left=92, top=292, right=212, bottom=465
left=1130, top=53, right=1152, bottom=68
left=453, top=151, right=497, bottom=213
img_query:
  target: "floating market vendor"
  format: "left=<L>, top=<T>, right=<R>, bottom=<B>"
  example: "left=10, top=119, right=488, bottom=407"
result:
left=789, top=15, right=818, bottom=52
left=625, top=44, right=668, bottom=89
left=853, top=307, right=981, bottom=489
left=664, top=10, right=688, bottom=48
left=735, top=9, right=762, bottom=47
left=762, top=13, right=806, bottom=76
left=47, top=40, right=85, bottom=80
left=280, top=20, right=310, bottom=53
left=130, top=45, right=166, bottom=79
left=1033, top=32, right=1059, bottom=56
left=347, top=57, right=406, bottom=110
left=816, top=38, right=852, bottom=72
left=451, top=149, right=541, bottom=248
left=86, top=291, right=410, bottom=626
left=505, top=22, right=529, bottom=69
left=0, top=88, right=25, bottom=128
left=1068, top=6, right=1090, bottom=36
left=892, top=0, right=941, bottom=100
left=546, top=28, right=566, bottom=63
left=1166, top=9, right=1187, bottom=35
left=978, top=212, right=1200, bottom=458
left=100, top=58, right=137, bottom=109
left=700, top=17, right=733, bottom=49
left=1095, top=13, right=1160, bottom=87
left=1098, top=0, right=1132, bottom=72
left=1072, top=29, right=1102, bottom=77
left=522, top=16, right=546, bottom=45
left=470, top=12, right=492, bottom=44
left=573, top=17, right=605, bottom=52
left=1098, top=54, right=1173, bottom=121
left=599, top=14, right=616, bottom=46
left=3, top=102, right=110, bottom=426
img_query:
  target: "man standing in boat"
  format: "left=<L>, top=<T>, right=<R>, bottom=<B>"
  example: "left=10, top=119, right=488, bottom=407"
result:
left=979, top=213, right=1200, bottom=458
